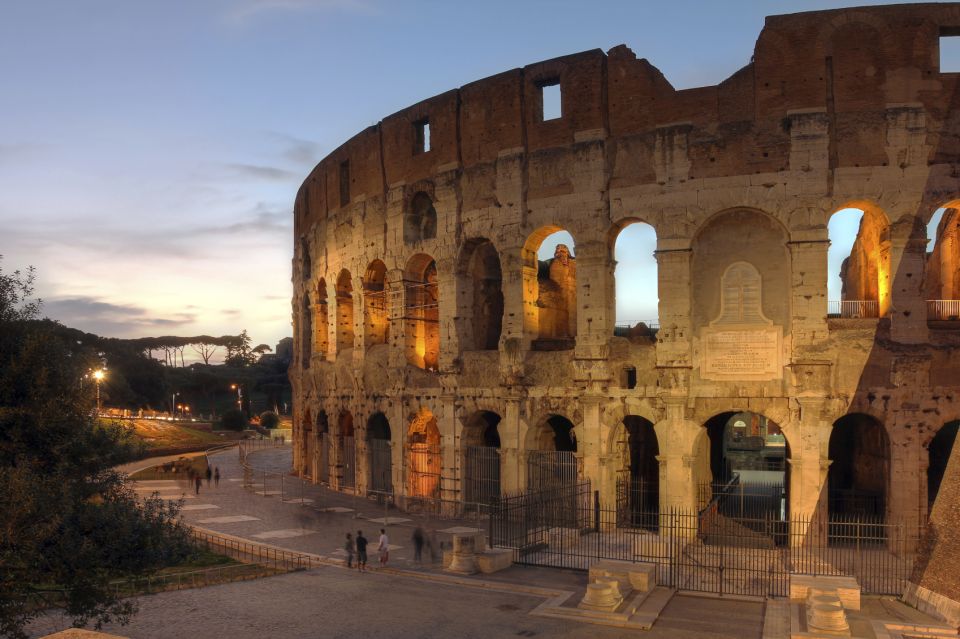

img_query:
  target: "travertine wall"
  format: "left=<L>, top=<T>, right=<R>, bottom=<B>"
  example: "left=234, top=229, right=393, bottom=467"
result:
left=290, top=4, right=960, bottom=548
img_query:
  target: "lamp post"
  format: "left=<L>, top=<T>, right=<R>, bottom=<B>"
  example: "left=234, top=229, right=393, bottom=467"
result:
left=92, top=369, right=105, bottom=415
left=230, top=384, right=243, bottom=416
left=171, top=392, right=179, bottom=419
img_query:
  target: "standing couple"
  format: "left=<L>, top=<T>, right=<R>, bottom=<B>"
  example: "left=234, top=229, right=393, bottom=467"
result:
left=345, top=528, right=389, bottom=571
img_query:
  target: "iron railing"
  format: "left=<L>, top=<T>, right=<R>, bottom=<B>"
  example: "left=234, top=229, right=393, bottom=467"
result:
left=463, top=445, right=501, bottom=507
left=613, top=320, right=660, bottom=337
left=368, top=438, right=393, bottom=494
left=827, top=300, right=879, bottom=318
left=927, top=299, right=960, bottom=320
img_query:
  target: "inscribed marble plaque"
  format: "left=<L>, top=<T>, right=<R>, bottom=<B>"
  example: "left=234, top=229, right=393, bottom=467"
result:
left=701, top=326, right=782, bottom=380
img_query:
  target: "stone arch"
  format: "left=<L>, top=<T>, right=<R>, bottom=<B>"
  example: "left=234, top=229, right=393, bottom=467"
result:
left=827, top=413, right=889, bottom=521
left=404, top=191, right=437, bottom=244
left=300, top=294, right=312, bottom=368
left=403, top=254, right=439, bottom=370
left=526, top=414, right=578, bottom=492
left=335, top=269, right=355, bottom=352
left=613, top=415, right=660, bottom=527
left=314, top=278, right=329, bottom=356
left=522, top=226, right=577, bottom=350
left=827, top=202, right=891, bottom=317
left=927, top=420, right=959, bottom=516
left=337, top=410, right=356, bottom=489
left=924, top=201, right=960, bottom=315
left=367, top=411, right=393, bottom=495
left=462, top=410, right=502, bottom=505
left=457, top=238, right=504, bottom=351
left=406, top=408, right=441, bottom=500
left=363, top=260, right=389, bottom=348
left=700, top=411, right=790, bottom=521
left=315, top=410, right=330, bottom=484
left=691, top=208, right=791, bottom=332
left=609, top=218, right=659, bottom=340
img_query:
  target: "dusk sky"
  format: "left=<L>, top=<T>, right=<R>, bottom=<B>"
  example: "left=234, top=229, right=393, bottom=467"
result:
left=0, top=0, right=950, bottom=352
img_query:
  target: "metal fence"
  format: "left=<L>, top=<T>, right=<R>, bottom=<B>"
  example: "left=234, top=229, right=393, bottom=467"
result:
left=368, top=438, right=393, bottom=494
left=526, top=450, right=579, bottom=493
left=489, top=485, right=920, bottom=597
left=827, top=300, right=880, bottom=318
left=927, top=299, right=960, bottom=320
left=464, top=445, right=500, bottom=507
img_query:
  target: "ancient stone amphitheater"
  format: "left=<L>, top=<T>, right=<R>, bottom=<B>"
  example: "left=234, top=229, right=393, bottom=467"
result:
left=290, top=4, right=960, bottom=551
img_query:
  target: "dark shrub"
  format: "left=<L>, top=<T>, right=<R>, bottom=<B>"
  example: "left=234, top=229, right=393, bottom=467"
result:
left=219, top=409, right=247, bottom=432
left=259, top=411, right=279, bottom=429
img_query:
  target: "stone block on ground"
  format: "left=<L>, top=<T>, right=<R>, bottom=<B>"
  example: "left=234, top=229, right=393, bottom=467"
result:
left=790, top=574, right=860, bottom=611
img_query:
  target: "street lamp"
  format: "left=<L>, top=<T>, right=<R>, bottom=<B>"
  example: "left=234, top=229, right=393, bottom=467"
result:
left=171, top=392, right=179, bottom=420
left=92, top=369, right=105, bottom=415
left=230, top=383, right=243, bottom=415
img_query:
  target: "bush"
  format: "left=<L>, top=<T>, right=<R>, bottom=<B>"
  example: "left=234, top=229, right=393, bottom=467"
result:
left=259, top=411, right=279, bottom=429
left=219, top=409, right=247, bottom=432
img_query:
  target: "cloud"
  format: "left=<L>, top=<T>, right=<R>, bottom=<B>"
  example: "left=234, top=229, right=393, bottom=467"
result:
left=43, top=296, right=198, bottom=336
left=268, top=133, right=325, bottom=167
left=223, top=0, right=379, bottom=23
left=222, top=163, right=299, bottom=182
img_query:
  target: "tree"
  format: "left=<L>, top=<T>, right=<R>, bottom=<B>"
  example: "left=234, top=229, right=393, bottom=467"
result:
left=224, top=329, right=256, bottom=367
left=191, top=338, right=220, bottom=365
left=0, top=259, right=192, bottom=638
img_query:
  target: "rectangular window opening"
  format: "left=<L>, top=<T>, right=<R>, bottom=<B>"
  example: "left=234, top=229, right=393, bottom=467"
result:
left=339, top=160, right=350, bottom=207
left=941, top=33, right=960, bottom=72
left=622, top=366, right=637, bottom=390
left=414, top=119, right=431, bottom=154
left=540, top=80, right=562, bottom=121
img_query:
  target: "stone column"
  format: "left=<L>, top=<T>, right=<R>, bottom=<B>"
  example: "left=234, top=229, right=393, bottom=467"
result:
left=654, top=246, right=692, bottom=368
left=499, top=396, right=523, bottom=493
left=788, top=234, right=830, bottom=351
left=439, top=394, right=459, bottom=514
left=578, top=394, right=603, bottom=495
left=386, top=268, right=406, bottom=369
left=889, top=220, right=930, bottom=344
left=573, top=240, right=613, bottom=388
left=435, top=258, right=458, bottom=373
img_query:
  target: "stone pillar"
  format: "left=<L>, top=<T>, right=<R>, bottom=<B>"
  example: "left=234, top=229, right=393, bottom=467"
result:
left=499, top=396, right=523, bottom=493
left=654, top=246, right=692, bottom=368
left=439, top=394, right=459, bottom=512
left=578, top=394, right=603, bottom=495
left=435, top=258, right=458, bottom=373
left=788, top=235, right=830, bottom=351
left=386, top=268, right=406, bottom=369
left=889, top=220, right=930, bottom=344
left=655, top=398, right=699, bottom=512
left=573, top=240, right=613, bottom=389
left=391, top=403, right=406, bottom=499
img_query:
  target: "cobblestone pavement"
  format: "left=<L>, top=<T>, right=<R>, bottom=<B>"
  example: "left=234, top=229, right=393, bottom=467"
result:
left=28, top=567, right=764, bottom=639
left=25, top=445, right=766, bottom=637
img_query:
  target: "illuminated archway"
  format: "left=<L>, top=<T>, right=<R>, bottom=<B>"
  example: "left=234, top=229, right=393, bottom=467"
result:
left=335, top=269, right=355, bottom=351
left=924, top=205, right=960, bottom=320
left=522, top=227, right=576, bottom=350
left=404, top=254, right=439, bottom=370
left=363, top=260, right=389, bottom=348
left=827, top=204, right=891, bottom=318
left=406, top=408, right=441, bottom=499
left=300, top=294, right=312, bottom=368
left=314, top=278, right=329, bottom=356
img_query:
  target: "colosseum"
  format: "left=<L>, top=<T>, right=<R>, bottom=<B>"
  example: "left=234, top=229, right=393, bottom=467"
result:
left=290, top=3, right=960, bottom=596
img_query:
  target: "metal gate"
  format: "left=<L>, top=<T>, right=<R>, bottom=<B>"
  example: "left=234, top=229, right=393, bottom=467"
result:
left=615, top=472, right=659, bottom=531
left=368, top=438, right=393, bottom=494
left=489, top=488, right=919, bottom=598
left=464, top=445, right=500, bottom=506
left=341, top=436, right=356, bottom=489
left=526, top=450, right=578, bottom=493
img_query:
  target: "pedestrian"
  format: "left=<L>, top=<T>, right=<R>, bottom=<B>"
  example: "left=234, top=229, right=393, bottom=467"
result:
left=377, top=528, right=389, bottom=567
left=205, top=466, right=212, bottom=487
left=355, top=530, right=368, bottom=572
left=412, top=526, right=425, bottom=563
left=344, top=532, right=355, bottom=569
left=214, top=467, right=220, bottom=487
left=194, top=475, right=202, bottom=495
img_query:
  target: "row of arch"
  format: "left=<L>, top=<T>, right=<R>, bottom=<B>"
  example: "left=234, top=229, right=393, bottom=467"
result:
left=300, top=203, right=960, bottom=367
left=300, top=405, right=959, bottom=524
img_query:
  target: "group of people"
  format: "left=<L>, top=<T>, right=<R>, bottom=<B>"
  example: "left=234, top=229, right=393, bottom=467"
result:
left=188, top=465, right=220, bottom=495
left=343, top=526, right=437, bottom=571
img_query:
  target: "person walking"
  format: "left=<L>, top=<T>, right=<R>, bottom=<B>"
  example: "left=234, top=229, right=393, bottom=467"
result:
left=412, top=526, right=425, bottom=563
left=377, top=528, right=389, bottom=568
left=214, top=467, right=220, bottom=487
left=194, top=475, right=202, bottom=495
left=205, top=466, right=212, bottom=487
left=344, top=532, right=355, bottom=569
left=355, top=530, right=368, bottom=572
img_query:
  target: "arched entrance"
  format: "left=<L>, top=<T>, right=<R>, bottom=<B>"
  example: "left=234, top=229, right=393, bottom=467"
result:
left=337, top=411, right=356, bottom=490
left=927, top=420, right=959, bottom=516
left=614, top=416, right=659, bottom=529
left=457, top=239, right=504, bottom=351
left=462, top=411, right=502, bottom=506
left=406, top=409, right=441, bottom=505
left=702, top=411, right=789, bottom=522
left=527, top=415, right=578, bottom=493
left=367, top=412, right=393, bottom=495
left=316, top=411, right=329, bottom=484
left=828, top=413, right=888, bottom=521
left=404, top=255, right=439, bottom=370
left=363, top=260, right=389, bottom=349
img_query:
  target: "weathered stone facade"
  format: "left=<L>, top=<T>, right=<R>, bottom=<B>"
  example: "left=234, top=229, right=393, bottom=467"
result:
left=290, top=4, right=960, bottom=541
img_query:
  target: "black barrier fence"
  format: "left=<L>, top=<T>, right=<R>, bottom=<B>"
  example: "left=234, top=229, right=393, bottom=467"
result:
left=490, top=484, right=920, bottom=597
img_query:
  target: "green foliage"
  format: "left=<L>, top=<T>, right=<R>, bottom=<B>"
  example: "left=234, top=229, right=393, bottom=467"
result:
left=219, top=409, right=248, bottom=432
left=224, top=329, right=256, bottom=367
left=0, top=259, right=194, bottom=639
left=259, top=411, right=280, bottom=429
